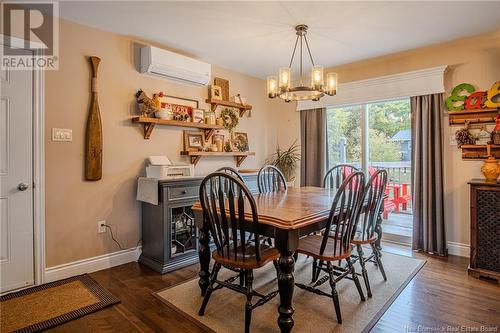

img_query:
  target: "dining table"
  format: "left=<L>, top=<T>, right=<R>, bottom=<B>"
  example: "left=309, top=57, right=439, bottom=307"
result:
left=192, top=186, right=384, bottom=333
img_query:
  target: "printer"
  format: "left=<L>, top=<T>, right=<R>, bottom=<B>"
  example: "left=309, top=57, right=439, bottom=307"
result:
left=145, top=156, right=194, bottom=179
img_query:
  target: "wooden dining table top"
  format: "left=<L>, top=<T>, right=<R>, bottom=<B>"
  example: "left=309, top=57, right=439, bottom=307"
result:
left=191, top=186, right=338, bottom=230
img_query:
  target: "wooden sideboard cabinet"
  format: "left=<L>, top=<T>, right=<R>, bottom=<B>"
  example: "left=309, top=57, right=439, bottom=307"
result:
left=139, top=173, right=258, bottom=274
left=468, top=179, right=500, bottom=282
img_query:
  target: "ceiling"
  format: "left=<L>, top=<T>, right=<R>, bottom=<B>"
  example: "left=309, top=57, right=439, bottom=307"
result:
left=59, top=1, right=500, bottom=79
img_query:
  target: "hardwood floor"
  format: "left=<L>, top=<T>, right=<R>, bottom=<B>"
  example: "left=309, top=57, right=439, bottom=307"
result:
left=48, top=244, right=500, bottom=333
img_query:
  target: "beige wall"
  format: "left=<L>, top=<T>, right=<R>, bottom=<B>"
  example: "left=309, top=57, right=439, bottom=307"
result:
left=276, top=29, right=500, bottom=247
left=45, top=19, right=294, bottom=267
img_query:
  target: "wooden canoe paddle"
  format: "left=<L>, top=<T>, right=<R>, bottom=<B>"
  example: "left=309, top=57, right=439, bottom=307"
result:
left=85, top=56, right=103, bottom=181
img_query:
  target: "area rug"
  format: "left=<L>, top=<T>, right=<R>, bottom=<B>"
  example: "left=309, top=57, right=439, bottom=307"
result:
left=0, top=274, right=120, bottom=333
left=155, top=251, right=425, bottom=333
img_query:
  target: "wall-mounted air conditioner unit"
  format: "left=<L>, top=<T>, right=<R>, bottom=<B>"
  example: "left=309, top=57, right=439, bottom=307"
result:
left=140, top=46, right=211, bottom=86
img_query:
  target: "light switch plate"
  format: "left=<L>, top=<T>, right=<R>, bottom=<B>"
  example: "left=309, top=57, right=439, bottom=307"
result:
left=52, top=128, right=72, bottom=142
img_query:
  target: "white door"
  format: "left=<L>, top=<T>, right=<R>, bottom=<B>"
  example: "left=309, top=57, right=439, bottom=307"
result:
left=0, top=46, right=34, bottom=293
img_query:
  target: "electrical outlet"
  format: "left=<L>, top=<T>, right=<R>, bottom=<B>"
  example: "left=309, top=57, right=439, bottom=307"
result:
left=98, top=221, right=106, bottom=233
left=449, top=134, right=457, bottom=146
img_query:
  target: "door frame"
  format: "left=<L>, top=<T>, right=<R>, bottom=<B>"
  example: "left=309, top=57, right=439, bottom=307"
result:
left=2, top=35, right=46, bottom=286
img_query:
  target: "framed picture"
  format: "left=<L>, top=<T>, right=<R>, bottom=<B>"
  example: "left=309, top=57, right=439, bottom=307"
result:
left=232, top=132, right=249, bottom=152
left=210, top=85, right=223, bottom=100
left=192, top=109, right=205, bottom=123
left=161, top=95, right=199, bottom=109
left=212, top=134, right=225, bottom=152
left=183, top=130, right=205, bottom=151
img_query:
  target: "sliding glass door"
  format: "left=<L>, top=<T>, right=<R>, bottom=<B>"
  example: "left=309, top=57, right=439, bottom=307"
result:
left=327, top=99, right=412, bottom=244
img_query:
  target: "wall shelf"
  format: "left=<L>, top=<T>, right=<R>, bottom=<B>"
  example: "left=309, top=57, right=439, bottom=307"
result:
left=180, top=151, right=256, bottom=166
left=460, top=145, right=500, bottom=160
left=448, top=108, right=499, bottom=126
left=132, top=117, right=224, bottom=140
left=206, top=99, right=252, bottom=117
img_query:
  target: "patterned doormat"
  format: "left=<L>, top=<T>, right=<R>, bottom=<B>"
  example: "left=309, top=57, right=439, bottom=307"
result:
left=0, top=274, right=120, bottom=333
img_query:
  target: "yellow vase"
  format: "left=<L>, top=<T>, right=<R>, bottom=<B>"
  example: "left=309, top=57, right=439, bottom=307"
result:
left=481, top=156, right=500, bottom=182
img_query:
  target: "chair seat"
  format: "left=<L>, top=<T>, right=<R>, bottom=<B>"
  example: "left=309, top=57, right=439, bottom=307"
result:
left=212, top=243, right=279, bottom=269
left=296, top=234, right=352, bottom=261
left=351, top=234, right=377, bottom=245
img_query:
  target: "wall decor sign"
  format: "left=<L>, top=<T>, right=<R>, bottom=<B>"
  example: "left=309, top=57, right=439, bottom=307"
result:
left=446, top=81, right=500, bottom=111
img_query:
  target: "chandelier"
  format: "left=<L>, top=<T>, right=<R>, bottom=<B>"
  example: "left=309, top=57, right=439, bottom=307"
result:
left=267, top=24, right=337, bottom=102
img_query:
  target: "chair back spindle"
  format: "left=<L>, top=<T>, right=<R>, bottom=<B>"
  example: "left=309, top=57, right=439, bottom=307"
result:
left=200, top=172, right=262, bottom=263
left=257, top=165, right=287, bottom=193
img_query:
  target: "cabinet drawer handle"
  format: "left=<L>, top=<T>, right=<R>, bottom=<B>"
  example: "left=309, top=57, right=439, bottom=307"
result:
left=181, top=190, right=187, bottom=194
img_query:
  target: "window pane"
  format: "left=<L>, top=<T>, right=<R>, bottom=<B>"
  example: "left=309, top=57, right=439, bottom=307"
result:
left=326, top=105, right=362, bottom=169
left=368, top=99, right=412, bottom=240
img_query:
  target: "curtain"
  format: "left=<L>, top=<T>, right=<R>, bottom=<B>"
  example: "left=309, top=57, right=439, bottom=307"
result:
left=300, top=108, right=327, bottom=187
left=411, top=93, right=447, bottom=256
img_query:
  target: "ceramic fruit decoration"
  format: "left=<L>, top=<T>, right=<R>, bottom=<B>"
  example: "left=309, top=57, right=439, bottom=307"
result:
left=481, top=145, right=500, bottom=182
left=85, top=56, right=103, bottom=181
left=484, top=81, right=500, bottom=108
left=446, top=83, right=475, bottom=111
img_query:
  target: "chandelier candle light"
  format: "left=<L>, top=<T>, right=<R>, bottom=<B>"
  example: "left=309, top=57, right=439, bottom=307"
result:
left=267, top=24, right=337, bottom=102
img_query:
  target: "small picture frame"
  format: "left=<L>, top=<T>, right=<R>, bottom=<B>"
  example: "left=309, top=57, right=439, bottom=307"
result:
left=183, top=130, right=205, bottom=151
left=192, top=108, right=205, bottom=123
left=232, top=132, right=249, bottom=152
left=212, top=134, right=225, bottom=152
left=210, top=85, right=223, bottom=100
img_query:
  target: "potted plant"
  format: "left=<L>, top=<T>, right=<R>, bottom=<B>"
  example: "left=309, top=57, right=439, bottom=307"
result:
left=266, top=140, right=301, bottom=187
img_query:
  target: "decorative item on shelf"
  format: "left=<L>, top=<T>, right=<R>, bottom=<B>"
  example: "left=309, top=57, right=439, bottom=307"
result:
left=183, top=130, right=205, bottom=151
left=135, top=89, right=162, bottom=116
left=192, top=108, right=205, bottom=123
left=446, top=81, right=500, bottom=111
left=492, top=114, right=500, bottom=145
left=210, top=85, right=223, bottom=101
left=231, top=132, right=249, bottom=152
left=484, top=81, right=500, bottom=108
left=155, top=101, right=173, bottom=120
left=476, top=126, right=491, bottom=145
left=216, top=117, right=224, bottom=126
left=85, top=56, right=103, bottom=181
left=455, top=125, right=476, bottom=148
left=230, top=94, right=247, bottom=105
left=212, top=134, right=224, bottom=152
left=267, top=24, right=337, bottom=102
left=204, top=110, right=216, bottom=125
left=480, top=145, right=500, bottom=182
left=210, top=144, right=218, bottom=152
left=224, top=141, right=233, bottom=152
left=265, top=140, right=301, bottom=185
left=220, top=108, right=239, bottom=131
left=214, top=77, right=229, bottom=101
left=446, top=83, right=475, bottom=111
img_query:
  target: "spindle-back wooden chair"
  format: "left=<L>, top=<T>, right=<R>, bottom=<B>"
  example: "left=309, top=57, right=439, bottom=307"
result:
left=198, top=172, right=279, bottom=333
left=295, top=171, right=366, bottom=324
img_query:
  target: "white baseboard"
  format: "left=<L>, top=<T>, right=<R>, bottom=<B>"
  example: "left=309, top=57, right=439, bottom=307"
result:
left=447, top=242, right=469, bottom=257
left=44, top=246, right=142, bottom=283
